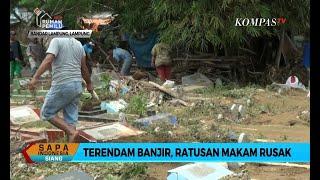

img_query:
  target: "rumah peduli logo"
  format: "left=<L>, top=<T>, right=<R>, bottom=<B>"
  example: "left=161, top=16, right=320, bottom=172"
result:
left=34, top=8, right=63, bottom=29
left=235, top=17, right=287, bottom=26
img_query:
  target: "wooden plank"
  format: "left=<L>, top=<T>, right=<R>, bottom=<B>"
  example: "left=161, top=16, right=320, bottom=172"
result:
left=79, top=109, right=107, bottom=116
left=78, top=115, right=118, bottom=123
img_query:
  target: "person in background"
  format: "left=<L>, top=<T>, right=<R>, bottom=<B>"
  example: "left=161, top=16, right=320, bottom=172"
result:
left=302, top=32, right=310, bottom=90
left=83, top=41, right=96, bottom=76
left=107, top=47, right=132, bottom=76
left=26, top=38, right=45, bottom=76
left=10, top=30, right=25, bottom=81
left=28, top=35, right=93, bottom=142
left=151, top=42, right=172, bottom=81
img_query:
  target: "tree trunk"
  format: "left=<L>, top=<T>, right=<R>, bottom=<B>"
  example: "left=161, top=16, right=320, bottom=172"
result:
left=275, top=29, right=284, bottom=68
left=11, top=10, right=27, bottom=25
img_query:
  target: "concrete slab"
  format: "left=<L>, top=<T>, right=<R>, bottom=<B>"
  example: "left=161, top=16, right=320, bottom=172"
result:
left=182, top=73, right=213, bottom=87
left=83, top=123, right=144, bottom=141
left=10, top=106, right=40, bottom=125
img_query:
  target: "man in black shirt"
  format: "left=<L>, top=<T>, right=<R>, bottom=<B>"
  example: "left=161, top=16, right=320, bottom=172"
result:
left=10, top=30, right=25, bottom=81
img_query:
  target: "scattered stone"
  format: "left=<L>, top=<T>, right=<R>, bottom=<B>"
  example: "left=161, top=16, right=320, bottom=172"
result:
left=227, top=162, right=245, bottom=170
left=46, top=170, right=94, bottom=180
left=238, top=105, right=245, bottom=116
left=287, top=120, right=298, bottom=126
left=217, top=114, right=223, bottom=120
left=132, top=70, right=148, bottom=80
left=154, top=127, right=160, bottom=132
left=215, top=78, right=223, bottom=87
left=162, top=80, right=175, bottom=88
left=230, top=104, right=237, bottom=112
left=18, top=163, right=27, bottom=168
left=225, top=169, right=249, bottom=179
left=238, top=133, right=250, bottom=143
left=36, top=175, right=45, bottom=180
left=182, top=73, right=213, bottom=87
left=119, top=112, right=127, bottom=125
left=246, top=99, right=252, bottom=106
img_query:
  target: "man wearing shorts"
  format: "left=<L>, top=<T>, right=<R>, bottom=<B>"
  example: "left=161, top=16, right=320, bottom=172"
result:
left=29, top=37, right=93, bottom=142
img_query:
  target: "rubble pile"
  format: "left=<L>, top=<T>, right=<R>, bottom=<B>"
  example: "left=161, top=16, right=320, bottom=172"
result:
left=10, top=68, right=310, bottom=179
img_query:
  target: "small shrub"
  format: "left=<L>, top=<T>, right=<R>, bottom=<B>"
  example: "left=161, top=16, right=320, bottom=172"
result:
left=100, top=74, right=112, bottom=89
left=120, top=163, right=148, bottom=179
left=126, top=93, right=147, bottom=116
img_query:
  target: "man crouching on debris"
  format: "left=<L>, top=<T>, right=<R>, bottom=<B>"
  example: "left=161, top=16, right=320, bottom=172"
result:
left=151, top=42, right=172, bottom=81
left=28, top=30, right=93, bottom=142
left=107, top=47, right=132, bottom=76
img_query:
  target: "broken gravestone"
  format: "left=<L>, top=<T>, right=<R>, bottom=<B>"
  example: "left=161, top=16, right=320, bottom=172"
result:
left=10, top=106, right=40, bottom=125
left=167, top=163, right=233, bottom=180
left=83, top=123, right=144, bottom=141
left=215, top=78, right=223, bottom=87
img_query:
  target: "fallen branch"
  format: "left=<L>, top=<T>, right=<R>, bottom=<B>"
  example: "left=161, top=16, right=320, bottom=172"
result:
left=51, top=0, right=62, bottom=15
left=148, top=81, right=179, bottom=99
left=91, top=39, right=117, bottom=72
left=148, top=81, right=189, bottom=104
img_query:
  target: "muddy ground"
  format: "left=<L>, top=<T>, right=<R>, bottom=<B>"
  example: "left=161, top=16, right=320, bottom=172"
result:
left=10, top=82, right=310, bottom=179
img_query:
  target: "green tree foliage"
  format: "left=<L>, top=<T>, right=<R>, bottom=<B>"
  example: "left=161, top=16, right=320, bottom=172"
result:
left=13, top=0, right=309, bottom=54
left=110, top=0, right=309, bottom=54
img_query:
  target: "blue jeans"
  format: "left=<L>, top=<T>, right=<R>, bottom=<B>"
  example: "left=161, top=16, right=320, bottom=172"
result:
left=41, top=81, right=83, bottom=126
left=120, top=58, right=132, bottom=76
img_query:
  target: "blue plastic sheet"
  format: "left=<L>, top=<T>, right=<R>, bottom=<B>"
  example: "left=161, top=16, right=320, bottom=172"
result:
left=127, top=33, right=158, bottom=68
left=303, top=42, right=310, bottom=68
